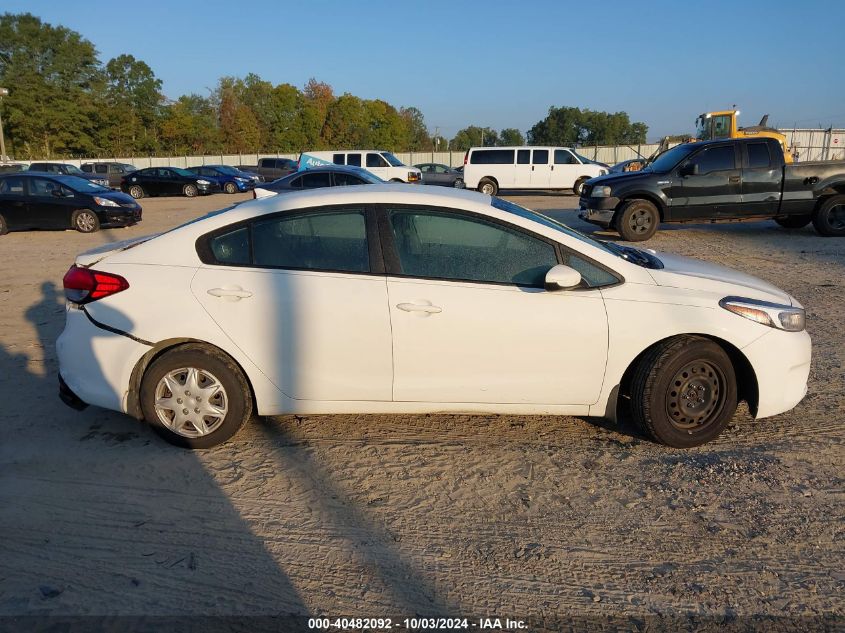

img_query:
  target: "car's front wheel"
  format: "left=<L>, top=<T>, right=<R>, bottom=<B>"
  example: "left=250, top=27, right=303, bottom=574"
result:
left=140, top=344, right=253, bottom=449
left=630, top=336, right=738, bottom=448
left=573, top=177, right=588, bottom=196
left=0, top=213, right=7, bottom=236
left=615, top=199, right=659, bottom=242
left=224, top=182, right=237, bottom=194
left=183, top=184, right=199, bottom=197
left=72, top=209, right=100, bottom=233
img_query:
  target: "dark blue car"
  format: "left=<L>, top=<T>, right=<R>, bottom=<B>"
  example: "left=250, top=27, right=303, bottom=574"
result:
left=186, top=165, right=258, bottom=194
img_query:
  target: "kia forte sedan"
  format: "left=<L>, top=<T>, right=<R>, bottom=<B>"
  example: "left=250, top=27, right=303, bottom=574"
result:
left=56, top=186, right=811, bottom=449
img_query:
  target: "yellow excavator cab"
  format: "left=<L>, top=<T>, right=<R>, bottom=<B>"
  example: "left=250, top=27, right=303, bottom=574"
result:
left=695, top=110, right=794, bottom=163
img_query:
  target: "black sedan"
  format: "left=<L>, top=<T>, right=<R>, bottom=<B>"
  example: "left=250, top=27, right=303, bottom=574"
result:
left=120, top=167, right=221, bottom=199
left=253, top=165, right=384, bottom=199
left=413, top=163, right=464, bottom=187
left=0, top=172, right=141, bottom=234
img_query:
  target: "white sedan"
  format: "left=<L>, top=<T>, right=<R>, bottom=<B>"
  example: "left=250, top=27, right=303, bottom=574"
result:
left=57, top=185, right=811, bottom=449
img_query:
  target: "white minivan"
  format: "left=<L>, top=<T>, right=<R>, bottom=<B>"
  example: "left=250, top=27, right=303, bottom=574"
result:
left=462, top=146, right=608, bottom=196
left=299, top=150, right=422, bottom=184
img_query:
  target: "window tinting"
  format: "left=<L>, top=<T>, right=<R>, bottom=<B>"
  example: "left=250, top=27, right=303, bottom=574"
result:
left=210, top=227, right=250, bottom=265
left=517, top=149, right=530, bottom=164
left=300, top=172, right=331, bottom=188
left=95, top=164, right=108, bottom=173
left=81, top=165, right=92, bottom=173
left=388, top=209, right=557, bottom=287
left=366, top=153, right=387, bottom=168
left=288, top=176, right=303, bottom=189
left=564, top=253, right=618, bottom=288
left=333, top=173, right=366, bottom=186
left=470, top=149, right=515, bottom=165
left=532, top=150, right=549, bottom=165
left=333, top=154, right=345, bottom=165
left=29, top=177, right=60, bottom=197
left=252, top=210, right=368, bottom=272
left=347, top=153, right=362, bottom=167
left=747, top=142, right=771, bottom=169
left=0, top=177, right=25, bottom=194
left=689, top=146, right=735, bottom=173
left=554, top=149, right=576, bottom=165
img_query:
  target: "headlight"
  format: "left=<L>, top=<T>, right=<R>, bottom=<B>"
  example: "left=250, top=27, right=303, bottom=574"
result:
left=592, top=185, right=612, bottom=197
left=235, top=177, right=248, bottom=182
left=94, top=196, right=119, bottom=207
left=196, top=179, right=210, bottom=185
left=719, top=296, right=805, bottom=332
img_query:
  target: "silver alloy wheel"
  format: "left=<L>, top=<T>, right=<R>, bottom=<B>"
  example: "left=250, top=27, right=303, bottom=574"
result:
left=225, top=182, right=237, bottom=194
left=76, top=211, right=97, bottom=232
left=154, top=367, right=228, bottom=438
left=184, top=184, right=198, bottom=197
left=481, top=182, right=495, bottom=195
left=129, top=185, right=143, bottom=199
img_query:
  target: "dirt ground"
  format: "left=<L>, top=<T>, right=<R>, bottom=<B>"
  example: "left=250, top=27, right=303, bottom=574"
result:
left=0, top=190, right=842, bottom=631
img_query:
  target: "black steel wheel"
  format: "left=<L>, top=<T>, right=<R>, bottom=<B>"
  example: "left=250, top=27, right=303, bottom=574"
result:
left=813, top=195, right=845, bottom=236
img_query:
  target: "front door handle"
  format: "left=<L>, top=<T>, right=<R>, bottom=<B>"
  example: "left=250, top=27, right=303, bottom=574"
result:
left=729, top=176, right=740, bottom=184
left=397, top=302, right=442, bottom=314
left=207, top=286, right=253, bottom=301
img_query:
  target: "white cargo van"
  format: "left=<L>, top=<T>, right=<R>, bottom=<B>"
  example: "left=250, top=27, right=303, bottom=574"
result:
left=299, top=150, right=422, bottom=183
left=462, top=146, right=608, bottom=196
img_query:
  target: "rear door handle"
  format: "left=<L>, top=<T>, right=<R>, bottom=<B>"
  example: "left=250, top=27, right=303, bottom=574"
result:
left=207, top=286, right=253, bottom=301
left=397, top=302, right=442, bottom=314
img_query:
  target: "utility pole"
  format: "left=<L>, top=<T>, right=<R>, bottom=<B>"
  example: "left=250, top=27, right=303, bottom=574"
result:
left=433, top=126, right=439, bottom=162
left=0, top=88, right=8, bottom=161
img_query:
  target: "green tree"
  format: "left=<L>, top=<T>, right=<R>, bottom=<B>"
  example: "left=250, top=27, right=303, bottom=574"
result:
left=449, top=126, right=499, bottom=151
left=527, top=106, right=647, bottom=146
left=499, top=128, right=525, bottom=146
left=400, top=106, right=430, bottom=151
left=0, top=12, right=102, bottom=157
left=101, top=54, right=163, bottom=154
left=159, top=94, right=220, bottom=155
left=322, top=94, right=368, bottom=147
left=364, top=99, right=407, bottom=149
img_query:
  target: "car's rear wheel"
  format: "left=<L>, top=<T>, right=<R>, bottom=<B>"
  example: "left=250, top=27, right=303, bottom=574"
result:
left=478, top=178, right=498, bottom=196
left=573, top=177, right=589, bottom=196
left=71, top=209, right=100, bottom=233
left=630, top=336, right=737, bottom=448
left=774, top=214, right=812, bottom=229
left=812, top=195, right=845, bottom=236
left=0, top=214, right=7, bottom=235
left=140, top=344, right=253, bottom=449
left=224, top=182, right=237, bottom=194
left=615, top=199, right=659, bottom=242
left=128, top=185, right=144, bottom=199
left=183, top=184, right=199, bottom=197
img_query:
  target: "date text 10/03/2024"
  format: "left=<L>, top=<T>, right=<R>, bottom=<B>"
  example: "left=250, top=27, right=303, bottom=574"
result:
left=307, top=617, right=528, bottom=630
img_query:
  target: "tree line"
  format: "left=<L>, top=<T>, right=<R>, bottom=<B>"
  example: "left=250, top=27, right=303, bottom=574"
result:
left=0, top=13, right=648, bottom=159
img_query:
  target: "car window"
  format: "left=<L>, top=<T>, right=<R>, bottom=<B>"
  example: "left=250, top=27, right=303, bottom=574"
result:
left=300, top=172, right=332, bottom=188
left=746, top=142, right=771, bottom=169
left=689, top=146, right=736, bottom=173
left=252, top=210, right=369, bottom=272
left=334, top=173, right=366, bottom=186
left=564, top=252, right=619, bottom=288
left=210, top=226, right=250, bottom=265
left=366, top=153, right=387, bottom=168
left=29, top=177, right=60, bottom=197
left=434, top=165, right=449, bottom=174
left=387, top=209, right=558, bottom=288
left=344, top=154, right=360, bottom=167
left=554, top=149, right=576, bottom=165
left=517, top=149, right=530, bottom=165
left=470, top=149, right=515, bottom=165
left=81, top=165, right=92, bottom=173
left=0, top=177, right=25, bottom=194
left=333, top=154, right=345, bottom=165
left=108, top=164, right=123, bottom=174
left=532, top=150, right=549, bottom=165
left=95, top=164, right=108, bottom=174
left=288, top=176, right=302, bottom=189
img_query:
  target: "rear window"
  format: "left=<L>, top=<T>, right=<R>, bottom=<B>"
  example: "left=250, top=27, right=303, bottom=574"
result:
left=347, top=154, right=362, bottom=167
left=747, top=142, right=771, bottom=169
left=470, top=150, right=515, bottom=165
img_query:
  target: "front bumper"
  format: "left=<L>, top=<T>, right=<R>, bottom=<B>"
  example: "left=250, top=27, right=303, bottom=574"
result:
left=102, top=208, right=142, bottom=226
left=198, top=183, right=222, bottom=195
left=59, top=374, right=88, bottom=410
left=742, top=328, right=811, bottom=419
left=236, top=180, right=255, bottom=191
left=578, top=196, right=619, bottom=227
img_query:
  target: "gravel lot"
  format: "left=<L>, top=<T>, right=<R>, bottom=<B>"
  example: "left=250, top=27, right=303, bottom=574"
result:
left=0, top=190, right=842, bottom=630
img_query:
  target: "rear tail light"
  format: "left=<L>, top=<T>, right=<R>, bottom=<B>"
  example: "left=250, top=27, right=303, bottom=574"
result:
left=63, top=265, right=129, bottom=305
left=464, top=151, right=468, bottom=165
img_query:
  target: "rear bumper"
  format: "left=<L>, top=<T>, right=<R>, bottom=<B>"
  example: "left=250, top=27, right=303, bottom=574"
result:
left=59, top=374, right=88, bottom=411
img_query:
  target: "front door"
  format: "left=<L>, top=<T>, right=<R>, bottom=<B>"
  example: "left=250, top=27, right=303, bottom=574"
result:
left=27, top=177, right=75, bottom=228
left=382, top=207, right=609, bottom=405
left=670, top=143, right=742, bottom=219
left=191, top=206, right=393, bottom=402
left=551, top=149, right=579, bottom=189
left=365, top=153, right=390, bottom=180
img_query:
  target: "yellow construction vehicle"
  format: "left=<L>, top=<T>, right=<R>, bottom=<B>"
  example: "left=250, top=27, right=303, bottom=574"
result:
left=694, top=110, right=794, bottom=163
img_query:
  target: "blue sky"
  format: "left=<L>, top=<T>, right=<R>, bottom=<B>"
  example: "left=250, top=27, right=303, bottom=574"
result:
left=6, top=0, right=845, bottom=141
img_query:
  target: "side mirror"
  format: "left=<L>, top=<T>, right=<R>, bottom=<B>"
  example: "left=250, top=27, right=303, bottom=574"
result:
left=679, top=162, right=699, bottom=177
left=544, top=264, right=582, bottom=291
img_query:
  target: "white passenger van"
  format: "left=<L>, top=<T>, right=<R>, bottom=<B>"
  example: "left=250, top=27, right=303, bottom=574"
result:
left=299, top=150, right=422, bottom=183
left=462, top=146, right=608, bottom=196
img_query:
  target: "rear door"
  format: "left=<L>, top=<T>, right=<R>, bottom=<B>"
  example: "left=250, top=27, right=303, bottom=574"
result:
left=671, top=144, right=742, bottom=219
left=740, top=140, right=782, bottom=216
left=0, top=175, right=30, bottom=228
left=530, top=149, right=550, bottom=187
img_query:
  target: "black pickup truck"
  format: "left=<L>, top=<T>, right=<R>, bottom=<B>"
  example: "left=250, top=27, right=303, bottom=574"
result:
left=579, top=137, right=845, bottom=241
left=237, top=157, right=298, bottom=182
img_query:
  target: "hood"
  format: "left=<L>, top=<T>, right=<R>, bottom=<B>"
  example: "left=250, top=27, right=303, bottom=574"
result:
left=648, top=251, right=792, bottom=305
left=95, top=189, right=137, bottom=205
left=586, top=169, right=656, bottom=186
left=75, top=234, right=160, bottom=267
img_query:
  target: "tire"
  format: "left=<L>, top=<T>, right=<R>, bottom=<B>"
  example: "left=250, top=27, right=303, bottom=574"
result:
left=774, top=214, right=812, bottom=229
left=615, top=199, right=659, bottom=242
left=183, top=184, right=199, bottom=197
left=453, top=178, right=464, bottom=189
left=140, top=344, right=253, bottom=449
left=224, top=181, right=238, bottom=194
left=128, top=185, right=145, bottom=199
left=573, top=177, right=589, bottom=196
left=0, top=214, right=7, bottom=236
left=389, top=178, right=403, bottom=183
left=478, top=178, right=498, bottom=196
left=630, top=336, right=738, bottom=448
left=812, top=194, right=845, bottom=236
left=71, top=209, right=100, bottom=233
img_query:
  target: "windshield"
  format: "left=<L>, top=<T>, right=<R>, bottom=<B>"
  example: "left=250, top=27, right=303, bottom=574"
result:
left=53, top=175, right=110, bottom=193
left=380, top=152, right=404, bottom=167
left=215, top=166, right=241, bottom=176
left=572, top=151, right=595, bottom=165
left=695, top=116, right=709, bottom=141
left=647, top=143, right=697, bottom=173
left=63, top=164, right=85, bottom=175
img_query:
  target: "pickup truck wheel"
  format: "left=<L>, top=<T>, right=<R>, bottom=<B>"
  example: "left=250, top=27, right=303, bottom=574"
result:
left=478, top=178, right=498, bottom=196
left=630, top=336, right=737, bottom=448
left=615, top=199, right=659, bottom=242
left=573, top=177, right=588, bottom=196
left=774, top=214, right=812, bottom=229
left=812, top=195, right=845, bottom=236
